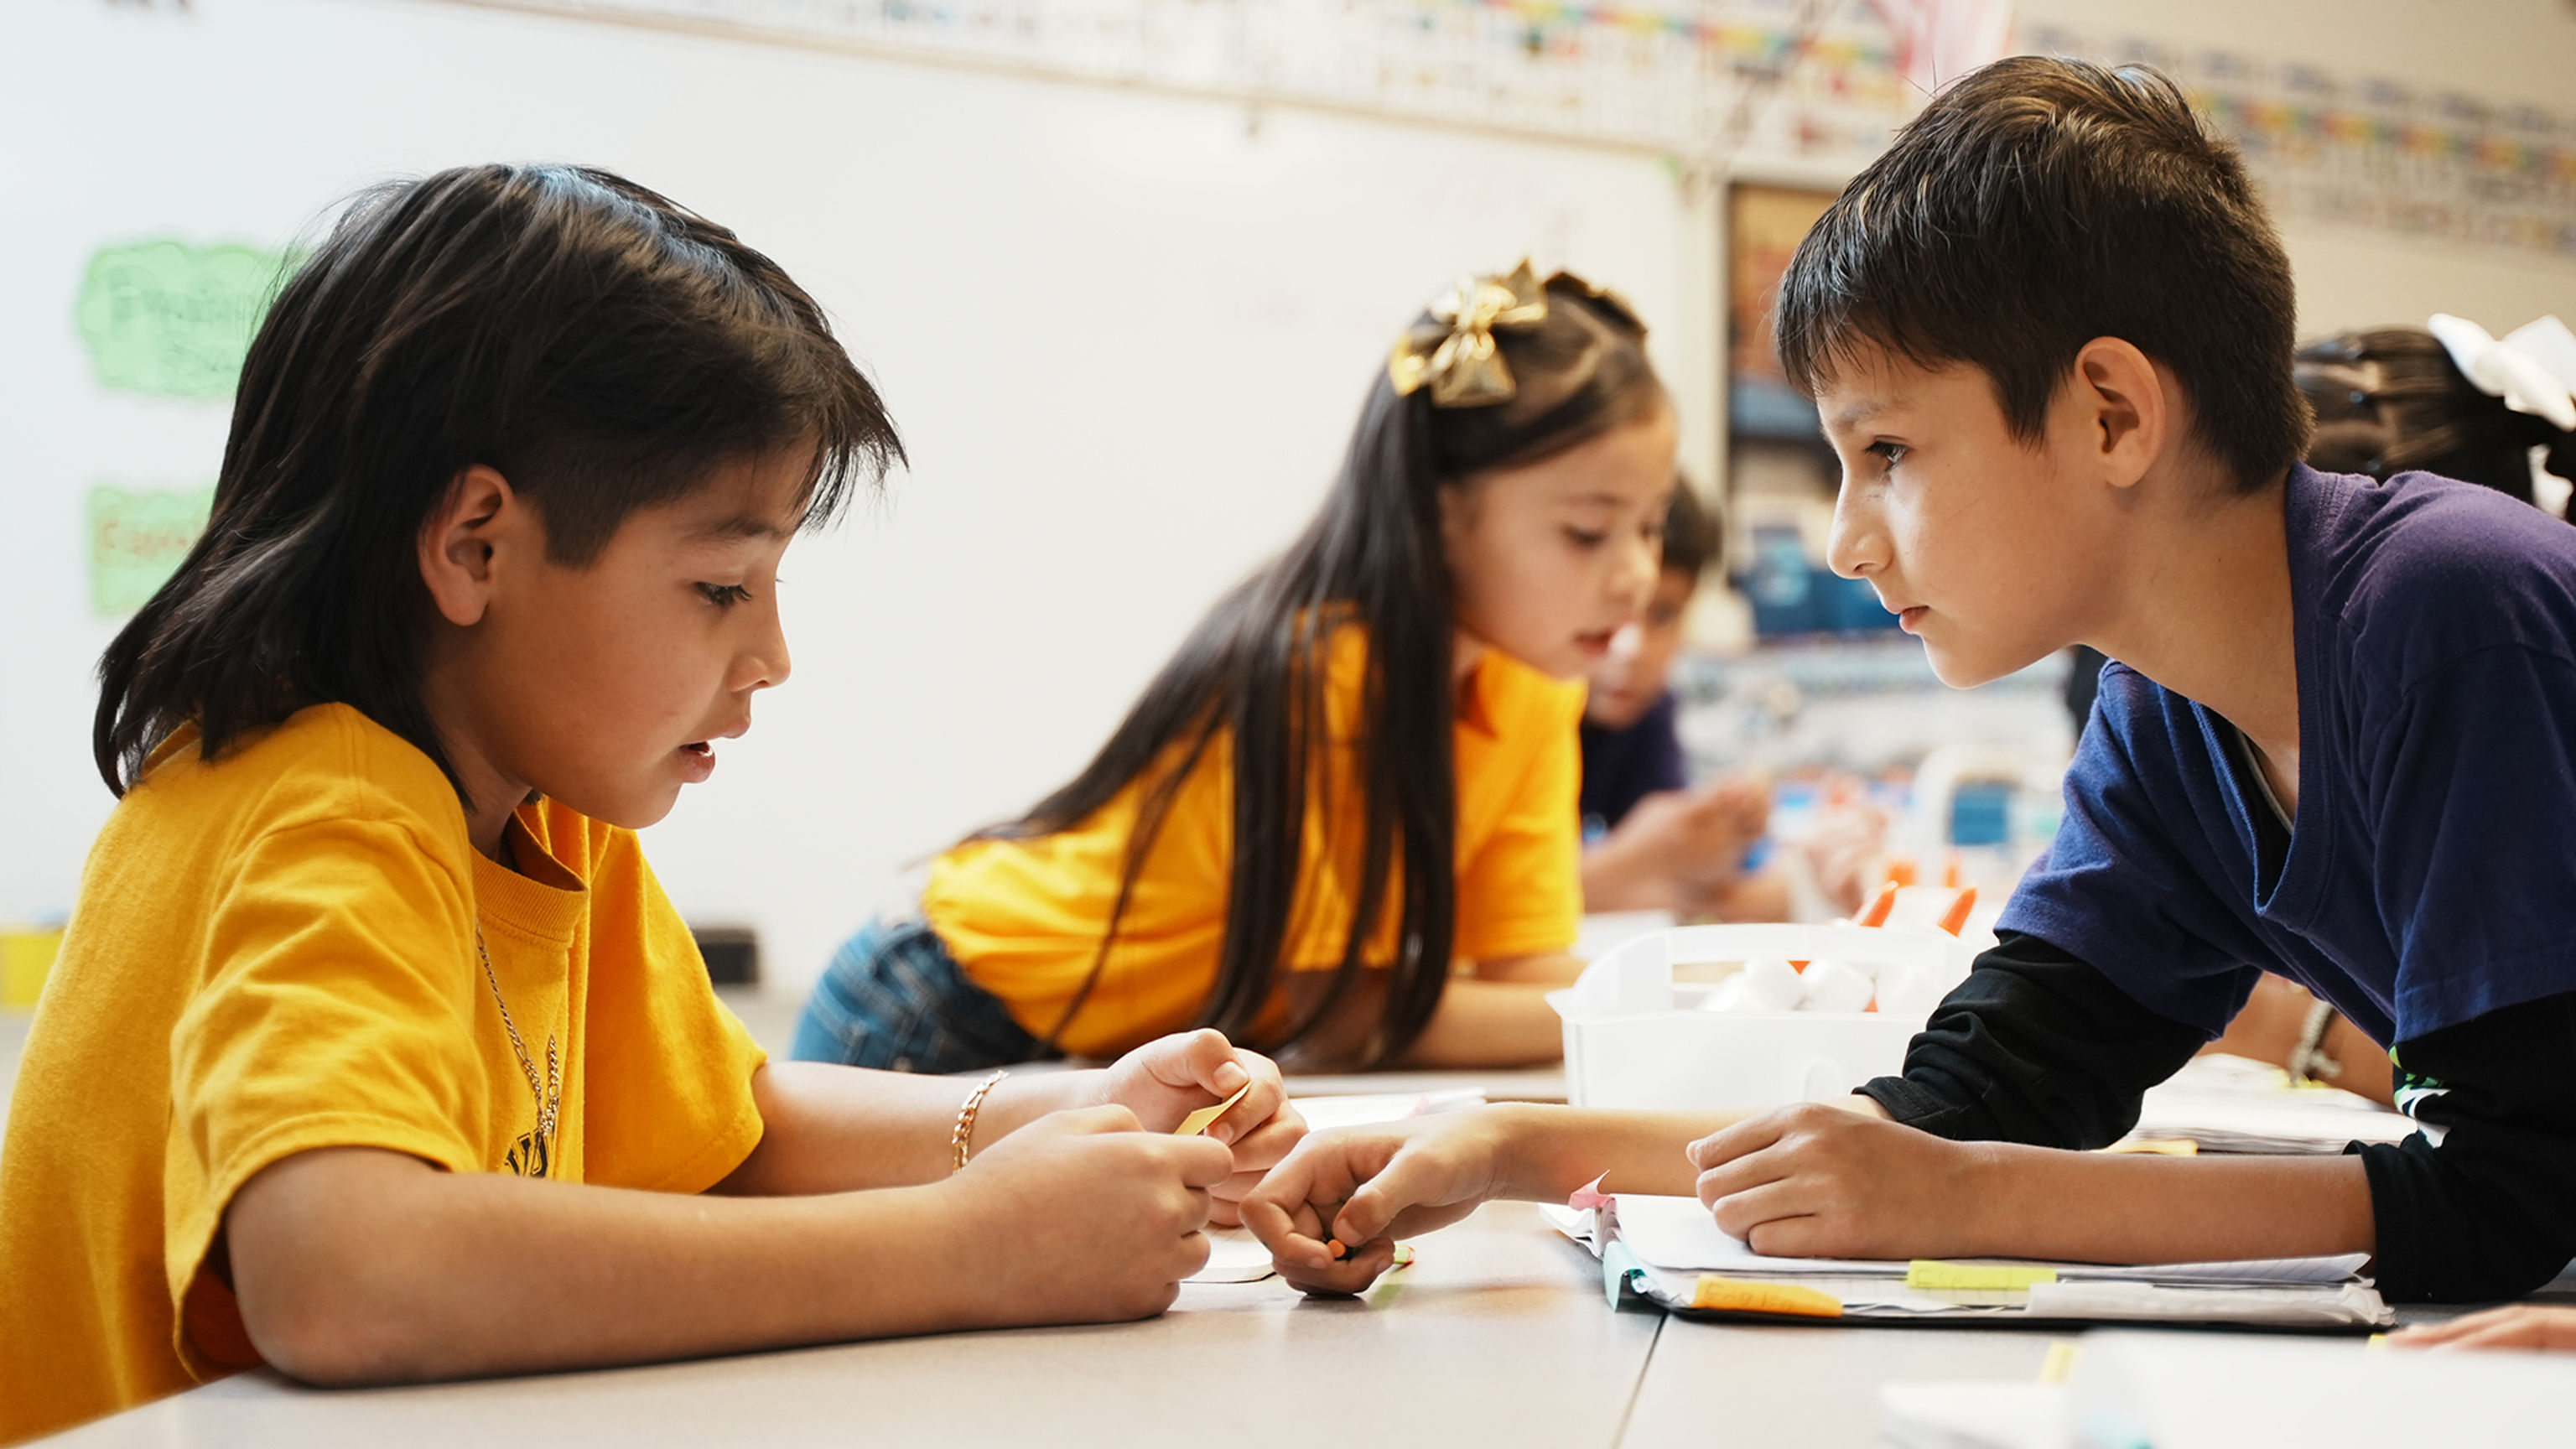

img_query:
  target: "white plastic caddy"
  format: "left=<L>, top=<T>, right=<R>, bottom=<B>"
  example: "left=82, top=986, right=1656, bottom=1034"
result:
left=1548, top=923, right=1977, bottom=1110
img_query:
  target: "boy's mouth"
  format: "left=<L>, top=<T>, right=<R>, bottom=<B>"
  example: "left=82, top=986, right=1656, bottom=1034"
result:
left=1573, top=630, right=1616, bottom=657
left=678, top=740, right=717, bottom=781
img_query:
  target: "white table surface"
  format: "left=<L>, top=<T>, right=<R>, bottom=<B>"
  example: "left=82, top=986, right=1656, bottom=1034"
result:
left=63, top=1197, right=2496, bottom=1449
left=44, top=1203, right=1664, bottom=1449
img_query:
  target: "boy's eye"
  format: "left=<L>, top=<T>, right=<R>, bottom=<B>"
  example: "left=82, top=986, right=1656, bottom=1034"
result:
left=1867, top=439, right=1909, bottom=469
left=697, top=583, right=753, bottom=608
left=1564, top=528, right=1607, bottom=548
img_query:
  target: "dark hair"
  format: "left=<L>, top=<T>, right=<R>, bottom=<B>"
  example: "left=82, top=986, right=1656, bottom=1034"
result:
left=2297, top=328, right=2576, bottom=511
left=95, top=164, right=901, bottom=798
left=997, top=273, right=1662, bottom=1067
left=1775, top=56, right=2310, bottom=493
left=1659, top=478, right=1721, bottom=579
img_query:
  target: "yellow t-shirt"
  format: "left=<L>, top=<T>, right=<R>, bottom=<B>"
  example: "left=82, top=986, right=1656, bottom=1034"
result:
left=0, top=704, right=766, bottom=1444
left=924, top=631, right=1584, bottom=1058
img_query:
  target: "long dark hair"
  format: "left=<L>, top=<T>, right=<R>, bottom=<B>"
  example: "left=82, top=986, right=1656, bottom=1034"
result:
left=95, top=164, right=901, bottom=800
left=999, top=272, right=1661, bottom=1067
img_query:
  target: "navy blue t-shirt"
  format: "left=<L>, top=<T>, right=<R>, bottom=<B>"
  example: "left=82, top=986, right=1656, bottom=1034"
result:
left=2000, top=464, right=2576, bottom=1049
left=1579, top=690, right=1688, bottom=835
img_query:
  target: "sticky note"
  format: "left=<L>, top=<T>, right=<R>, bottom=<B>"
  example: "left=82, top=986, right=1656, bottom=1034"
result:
left=1906, top=1261, right=2059, bottom=1291
left=1687, top=1274, right=1844, bottom=1317
left=1603, top=1240, right=1647, bottom=1307
left=1174, top=1082, right=1251, bottom=1137
left=75, top=240, right=301, bottom=398
left=90, top=486, right=214, bottom=617
left=1567, top=1173, right=1613, bottom=1212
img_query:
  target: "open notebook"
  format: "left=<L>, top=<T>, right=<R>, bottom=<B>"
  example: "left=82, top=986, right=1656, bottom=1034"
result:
left=1544, top=1194, right=2392, bottom=1330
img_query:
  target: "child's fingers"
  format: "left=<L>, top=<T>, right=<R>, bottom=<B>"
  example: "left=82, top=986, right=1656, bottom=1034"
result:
left=1703, top=1176, right=1813, bottom=1244
left=1328, top=1142, right=1460, bottom=1246
left=1685, top=1111, right=1789, bottom=1173
left=1223, top=1109, right=1306, bottom=1172
left=1693, top=1140, right=1794, bottom=1211
left=1278, top=1237, right=1399, bottom=1296
left=1163, top=1135, right=1239, bottom=1190
left=1046, top=1104, right=1148, bottom=1137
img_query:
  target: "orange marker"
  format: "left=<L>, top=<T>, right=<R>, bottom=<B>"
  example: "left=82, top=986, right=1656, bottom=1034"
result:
left=1935, top=886, right=1979, bottom=937
left=1857, top=881, right=1898, bottom=928
left=1886, top=856, right=1918, bottom=888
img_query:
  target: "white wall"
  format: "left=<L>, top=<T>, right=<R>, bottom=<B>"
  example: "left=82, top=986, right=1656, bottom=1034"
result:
left=0, top=0, right=1696, bottom=993
left=8, top=0, right=2576, bottom=998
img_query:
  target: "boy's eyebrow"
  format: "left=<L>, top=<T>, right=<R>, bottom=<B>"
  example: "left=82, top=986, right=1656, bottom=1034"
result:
left=1828, top=398, right=1897, bottom=431
left=685, top=512, right=793, bottom=543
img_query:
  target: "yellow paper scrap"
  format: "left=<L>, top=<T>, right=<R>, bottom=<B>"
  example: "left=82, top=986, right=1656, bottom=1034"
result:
left=1175, top=1082, right=1252, bottom=1137
left=2038, top=1340, right=2081, bottom=1384
left=1906, top=1261, right=2060, bottom=1292
left=1687, top=1275, right=1845, bottom=1318
left=2103, top=1137, right=2199, bottom=1156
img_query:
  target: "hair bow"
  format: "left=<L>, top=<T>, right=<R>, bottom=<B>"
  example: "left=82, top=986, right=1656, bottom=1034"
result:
left=1388, top=260, right=1550, bottom=408
left=2427, top=313, right=2576, bottom=433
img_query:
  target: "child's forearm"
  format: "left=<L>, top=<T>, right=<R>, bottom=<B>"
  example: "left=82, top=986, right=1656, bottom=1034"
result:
left=1490, top=1104, right=1747, bottom=1199
left=714, top=1062, right=1096, bottom=1195
left=228, top=1145, right=975, bottom=1384
left=229, top=1111, right=1226, bottom=1387
left=1961, top=1144, right=2376, bottom=1265
left=1400, top=979, right=1569, bottom=1067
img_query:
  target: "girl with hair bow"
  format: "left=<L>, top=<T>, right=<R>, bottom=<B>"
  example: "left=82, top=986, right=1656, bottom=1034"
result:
left=795, top=262, right=1675, bottom=1112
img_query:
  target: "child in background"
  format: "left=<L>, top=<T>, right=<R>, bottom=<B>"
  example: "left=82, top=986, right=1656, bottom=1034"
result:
left=796, top=262, right=1671, bottom=1075
left=0, top=165, right=1293, bottom=1444
left=1576, top=482, right=1784, bottom=921
left=1244, top=58, right=2576, bottom=1306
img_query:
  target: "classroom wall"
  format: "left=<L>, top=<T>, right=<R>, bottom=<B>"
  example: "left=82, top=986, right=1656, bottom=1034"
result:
left=0, top=0, right=1701, bottom=995
left=6, top=0, right=2574, bottom=1000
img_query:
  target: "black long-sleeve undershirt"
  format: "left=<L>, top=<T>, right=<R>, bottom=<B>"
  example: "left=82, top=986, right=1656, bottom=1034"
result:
left=1855, top=931, right=2576, bottom=1302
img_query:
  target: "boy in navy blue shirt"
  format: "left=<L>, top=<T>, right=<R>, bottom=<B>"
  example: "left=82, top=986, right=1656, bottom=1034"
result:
left=1244, top=55, right=2576, bottom=1304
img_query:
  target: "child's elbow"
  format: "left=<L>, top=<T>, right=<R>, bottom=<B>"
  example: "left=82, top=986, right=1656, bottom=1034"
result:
left=242, top=1279, right=427, bottom=1387
left=226, top=1149, right=451, bottom=1385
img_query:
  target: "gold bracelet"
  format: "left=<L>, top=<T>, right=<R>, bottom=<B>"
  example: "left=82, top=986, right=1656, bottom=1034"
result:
left=950, top=1068, right=1010, bottom=1172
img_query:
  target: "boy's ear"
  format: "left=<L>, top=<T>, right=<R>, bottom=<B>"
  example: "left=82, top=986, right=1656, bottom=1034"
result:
left=418, top=465, right=522, bottom=628
left=2070, top=337, right=2168, bottom=490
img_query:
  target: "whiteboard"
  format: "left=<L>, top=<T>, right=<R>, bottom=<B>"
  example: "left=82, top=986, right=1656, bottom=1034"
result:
left=0, top=0, right=1704, bottom=993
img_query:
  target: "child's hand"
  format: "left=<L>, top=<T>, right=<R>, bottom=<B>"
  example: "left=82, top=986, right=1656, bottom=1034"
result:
left=1685, top=1101, right=1981, bottom=1259
left=1091, top=1029, right=1303, bottom=1225
left=1240, top=1112, right=1515, bottom=1295
left=946, top=1104, right=1236, bottom=1325
left=2392, top=1305, right=2576, bottom=1353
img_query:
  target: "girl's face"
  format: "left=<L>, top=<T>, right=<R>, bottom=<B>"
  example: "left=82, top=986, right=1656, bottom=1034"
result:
left=420, top=449, right=808, bottom=841
left=1441, top=405, right=1678, bottom=681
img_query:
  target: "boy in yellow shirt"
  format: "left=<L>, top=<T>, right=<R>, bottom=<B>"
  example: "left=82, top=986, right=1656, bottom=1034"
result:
left=0, top=164, right=1296, bottom=1444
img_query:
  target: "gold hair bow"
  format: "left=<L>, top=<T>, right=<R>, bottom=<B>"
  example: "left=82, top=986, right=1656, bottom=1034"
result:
left=1388, top=260, right=1550, bottom=408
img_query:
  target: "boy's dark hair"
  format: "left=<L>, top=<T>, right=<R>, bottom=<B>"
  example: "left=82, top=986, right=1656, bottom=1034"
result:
left=1660, top=478, right=1721, bottom=579
left=2298, top=327, right=2576, bottom=512
left=1775, top=56, right=2310, bottom=492
left=999, top=272, right=1662, bottom=1067
left=95, top=164, right=901, bottom=799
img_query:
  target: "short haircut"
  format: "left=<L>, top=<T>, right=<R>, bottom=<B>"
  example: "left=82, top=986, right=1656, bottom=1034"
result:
left=95, top=164, right=901, bottom=798
left=1774, top=56, right=2310, bottom=492
left=1660, top=476, right=1721, bottom=579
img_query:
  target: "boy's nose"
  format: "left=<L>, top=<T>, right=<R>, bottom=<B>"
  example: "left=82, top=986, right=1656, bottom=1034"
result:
left=1826, top=477, right=1888, bottom=581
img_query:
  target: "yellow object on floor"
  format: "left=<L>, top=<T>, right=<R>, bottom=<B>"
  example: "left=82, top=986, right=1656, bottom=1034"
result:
left=3, top=928, right=65, bottom=1007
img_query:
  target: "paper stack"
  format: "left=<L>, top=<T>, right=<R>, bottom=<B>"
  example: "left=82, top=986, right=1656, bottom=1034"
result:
left=1547, top=1194, right=2392, bottom=1329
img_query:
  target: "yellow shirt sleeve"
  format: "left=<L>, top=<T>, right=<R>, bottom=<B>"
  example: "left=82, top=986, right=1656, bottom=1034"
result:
left=166, top=811, right=489, bottom=1377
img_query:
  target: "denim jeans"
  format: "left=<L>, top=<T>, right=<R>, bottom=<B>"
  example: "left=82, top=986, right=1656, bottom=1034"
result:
left=790, top=914, right=1045, bottom=1073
